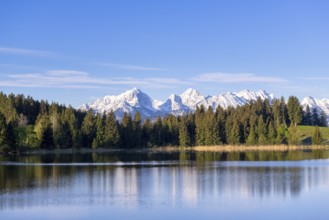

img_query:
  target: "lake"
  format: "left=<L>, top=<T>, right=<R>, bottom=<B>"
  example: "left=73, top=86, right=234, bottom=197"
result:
left=1, top=149, right=329, bottom=220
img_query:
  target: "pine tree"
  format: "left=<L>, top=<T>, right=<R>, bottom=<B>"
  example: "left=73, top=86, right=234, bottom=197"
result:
left=215, top=106, right=226, bottom=144
left=187, top=112, right=196, bottom=146
left=267, top=120, right=276, bottom=145
left=142, top=118, right=153, bottom=147
left=153, top=116, right=163, bottom=147
left=257, top=115, right=267, bottom=145
left=272, top=99, right=281, bottom=127
left=133, top=112, right=142, bottom=148
left=319, top=110, right=327, bottom=127
left=63, top=107, right=81, bottom=148
left=246, top=123, right=257, bottom=145
left=179, top=116, right=191, bottom=147
left=195, top=105, right=206, bottom=145
left=303, top=105, right=312, bottom=125
left=287, top=96, right=302, bottom=127
left=81, top=110, right=96, bottom=148
left=6, top=122, right=17, bottom=148
left=92, top=114, right=105, bottom=148
left=280, top=97, right=289, bottom=127
left=312, top=126, right=323, bottom=145
left=228, top=121, right=241, bottom=145
left=275, top=124, right=287, bottom=144
left=104, top=111, right=120, bottom=148
left=121, top=113, right=134, bottom=148
left=311, top=108, right=320, bottom=126
left=0, top=113, right=7, bottom=147
left=40, top=123, right=55, bottom=149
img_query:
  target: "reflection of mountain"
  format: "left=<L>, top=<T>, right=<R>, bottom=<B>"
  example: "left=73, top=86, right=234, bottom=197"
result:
left=1, top=152, right=329, bottom=210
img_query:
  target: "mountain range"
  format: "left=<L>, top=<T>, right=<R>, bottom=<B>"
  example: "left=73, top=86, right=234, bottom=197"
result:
left=80, top=88, right=329, bottom=120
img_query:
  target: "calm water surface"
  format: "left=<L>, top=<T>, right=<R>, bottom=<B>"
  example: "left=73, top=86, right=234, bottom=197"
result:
left=1, top=150, right=329, bottom=220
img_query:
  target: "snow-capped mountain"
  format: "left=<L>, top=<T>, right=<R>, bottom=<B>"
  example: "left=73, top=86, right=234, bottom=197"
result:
left=80, top=88, right=158, bottom=120
left=80, top=88, right=278, bottom=120
left=301, top=96, right=329, bottom=116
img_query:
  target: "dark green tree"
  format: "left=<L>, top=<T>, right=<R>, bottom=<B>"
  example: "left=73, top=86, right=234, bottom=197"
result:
left=133, top=112, right=142, bottom=148
left=311, top=108, right=320, bottom=126
left=92, top=114, right=105, bottom=148
left=104, top=111, right=120, bottom=148
left=303, top=105, right=312, bottom=125
left=228, top=121, right=241, bottom=145
left=319, top=110, right=327, bottom=127
left=267, top=121, right=276, bottom=145
left=81, top=110, right=96, bottom=148
left=40, top=123, right=55, bottom=149
left=179, top=116, right=191, bottom=147
left=287, top=96, right=302, bottom=127
left=246, top=123, right=257, bottom=145
left=257, top=115, right=267, bottom=145
left=120, top=113, right=134, bottom=148
left=0, top=113, right=7, bottom=147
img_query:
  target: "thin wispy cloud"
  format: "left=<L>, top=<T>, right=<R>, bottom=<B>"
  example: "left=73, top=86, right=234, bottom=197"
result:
left=146, top=77, right=190, bottom=84
left=95, top=62, right=167, bottom=71
left=0, top=70, right=186, bottom=89
left=299, top=77, right=329, bottom=80
left=193, top=72, right=287, bottom=83
left=0, top=47, right=54, bottom=57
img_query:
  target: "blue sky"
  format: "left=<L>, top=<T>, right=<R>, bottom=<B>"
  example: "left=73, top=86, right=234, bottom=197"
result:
left=1, top=0, right=329, bottom=107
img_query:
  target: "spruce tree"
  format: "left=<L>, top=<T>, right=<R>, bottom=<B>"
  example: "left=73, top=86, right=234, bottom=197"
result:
left=257, top=115, right=267, bottom=145
left=142, top=118, right=153, bottom=147
left=195, top=105, right=206, bottom=145
left=311, top=108, right=320, bottom=126
left=287, top=96, right=302, bottom=127
left=275, top=124, right=287, bottom=144
left=153, top=116, right=163, bottom=147
left=40, top=123, right=55, bottom=149
left=92, top=113, right=105, bottom=148
left=246, top=123, right=257, bottom=145
left=104, top=111, right=120, bottom=148
left=133, top=112, right=142, bottom=148
left=303, top=105, right=312, bottom=125
left=121, top=113, right=134, bottom=148
left=179, top=116, right=191, bottom=147
left=215, top=106, right=226, bottom=144
left=267, top=120, right=276, bottom=145
left=319, top=110, right=327, bottom=127
left=81, top=110, right=96, bottom=148
left=0, top=113, right=7, bottom=147
left=228, top=121, right=241, bottom=145
left=187, top=112, right=196, bottom=146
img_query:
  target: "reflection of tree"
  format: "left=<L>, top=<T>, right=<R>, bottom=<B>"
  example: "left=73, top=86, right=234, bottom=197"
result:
left=1, top=150, right=329, bottom=210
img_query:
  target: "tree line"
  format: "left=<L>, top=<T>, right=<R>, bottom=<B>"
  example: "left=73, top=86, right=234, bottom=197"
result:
left=0, top=92, right=327, bottom=152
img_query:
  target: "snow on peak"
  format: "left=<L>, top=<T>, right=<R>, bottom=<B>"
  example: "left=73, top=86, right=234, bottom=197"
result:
left=236, top=89, right=273, bottom=102
left=300, top=96, right=329, bottom=124
left=80, top=88, right=329, bottom=123
left=159, top=94, right=189, bottom=114
left=181, top=88, right=201, bottom=97
left=180, top=88, right=206, bottom=110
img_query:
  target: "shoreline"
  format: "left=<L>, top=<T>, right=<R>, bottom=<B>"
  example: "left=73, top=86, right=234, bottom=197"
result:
left=5, top=144, right=329, bottom=155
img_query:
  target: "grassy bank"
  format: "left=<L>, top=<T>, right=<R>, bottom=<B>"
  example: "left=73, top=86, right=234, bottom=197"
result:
left=154, top=145, right=329, bottom=153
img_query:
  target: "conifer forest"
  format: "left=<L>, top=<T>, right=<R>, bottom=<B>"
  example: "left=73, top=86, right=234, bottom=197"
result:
left=0, top=92, right=327, bottom=152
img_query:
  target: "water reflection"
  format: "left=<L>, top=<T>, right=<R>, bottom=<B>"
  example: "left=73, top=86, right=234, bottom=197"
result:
left=1, top=150, right=329, bottom=212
